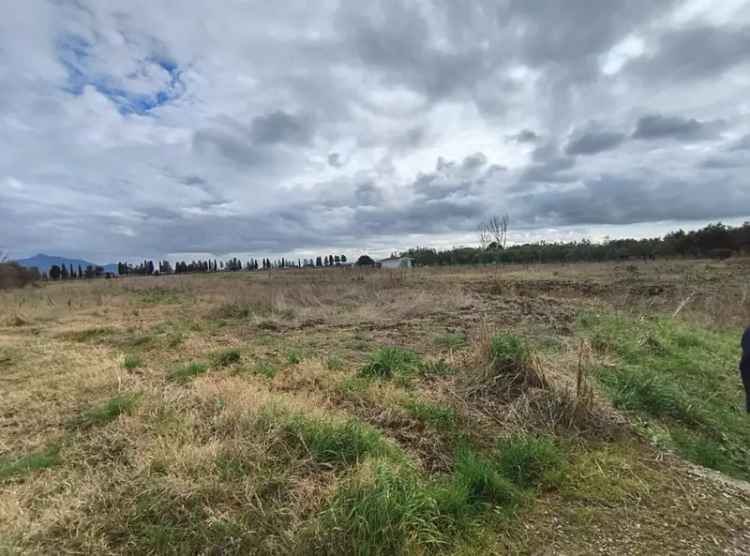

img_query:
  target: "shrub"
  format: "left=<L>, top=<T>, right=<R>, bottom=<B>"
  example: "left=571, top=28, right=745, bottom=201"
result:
left=0, top=262, right=40, bottom=290
left=168, top=362, right=209, bottom=383
left=495, top=435, right=565, bottom=489
left=360, top=347, right=422, bottom=380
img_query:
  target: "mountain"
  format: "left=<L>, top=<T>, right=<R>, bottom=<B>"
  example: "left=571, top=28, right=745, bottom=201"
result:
left=13, top=254, right=118, bottom=275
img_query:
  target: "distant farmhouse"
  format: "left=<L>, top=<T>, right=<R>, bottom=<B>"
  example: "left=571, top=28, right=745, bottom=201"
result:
left=378, top=256, right=414, bottom=269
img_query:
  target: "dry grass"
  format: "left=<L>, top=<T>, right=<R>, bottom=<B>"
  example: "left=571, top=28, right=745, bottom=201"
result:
left=1, top=260, right=749, bottom=554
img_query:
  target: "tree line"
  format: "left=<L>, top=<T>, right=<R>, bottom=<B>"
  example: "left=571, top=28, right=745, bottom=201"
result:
left=115, top=254, right=350, bottom=277
left=402, top=222, right=750, bottom=267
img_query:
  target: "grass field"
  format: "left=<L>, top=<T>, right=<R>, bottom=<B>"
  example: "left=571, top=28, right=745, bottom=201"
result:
left=1, top=260, right=749, bottom=554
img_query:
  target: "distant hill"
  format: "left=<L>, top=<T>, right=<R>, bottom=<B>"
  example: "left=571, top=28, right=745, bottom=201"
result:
left=14, top=254, right=118, bottom=275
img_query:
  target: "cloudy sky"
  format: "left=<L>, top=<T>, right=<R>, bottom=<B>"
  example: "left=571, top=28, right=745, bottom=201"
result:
left=2, top=0, right=750, bottom=263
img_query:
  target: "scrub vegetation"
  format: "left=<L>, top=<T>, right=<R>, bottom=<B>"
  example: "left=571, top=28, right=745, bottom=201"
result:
left=1, top=259, right=749, bottom=554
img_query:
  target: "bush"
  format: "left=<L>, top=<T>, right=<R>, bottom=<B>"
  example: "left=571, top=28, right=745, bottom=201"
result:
left=0, top=262, right=40, bottom=290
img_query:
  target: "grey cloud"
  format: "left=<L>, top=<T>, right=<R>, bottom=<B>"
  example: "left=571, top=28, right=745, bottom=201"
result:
left=565, top=128, right=626, bottom=155
left=632, top=114, right=722, bottom=141
left=251, top=110, right=313, bottom=145
left=513, top=174, right=750, bottom=226
left=508, top=129, right=539, bottom=143
left=328, top=153, right=344, bottom=168
left=624, top=25, right=750, bottom=83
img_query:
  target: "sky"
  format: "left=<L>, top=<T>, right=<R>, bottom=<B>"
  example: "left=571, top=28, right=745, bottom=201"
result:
left=1, top=0, right=749, bottom=264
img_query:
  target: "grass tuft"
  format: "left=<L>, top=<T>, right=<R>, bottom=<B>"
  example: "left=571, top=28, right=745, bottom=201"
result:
left=76, top=394, right=140, bottom=428
left=168, top=362, right=209, bottom=383
left=212, top=348, right=241, bottom=368
left=402, top=400, right=457, bottom=430
left=360, top=347, right=422, bottom=380
left=315, top=461, right=446, bottom=555
left=495, top=434, right=565, bottom=489
left=283, top=415, right=395, bottom=466
left=123, top=354, right=144, bottom=370
left=0, top=446, right=61, bottom=481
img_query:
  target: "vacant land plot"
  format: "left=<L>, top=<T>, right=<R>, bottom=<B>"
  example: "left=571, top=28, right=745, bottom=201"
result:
left=1, top=260, right=749, bottom=554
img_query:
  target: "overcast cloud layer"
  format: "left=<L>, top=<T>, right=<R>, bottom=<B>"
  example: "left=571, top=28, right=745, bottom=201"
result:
left=2, top=0, right=750, bottom=262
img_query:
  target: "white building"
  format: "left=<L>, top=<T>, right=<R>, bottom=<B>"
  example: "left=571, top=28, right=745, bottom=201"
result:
left=378, top=256, right=414, bottom=269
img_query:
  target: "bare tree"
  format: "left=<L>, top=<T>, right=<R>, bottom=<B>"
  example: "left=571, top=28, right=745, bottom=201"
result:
left=479, top=214, right=509, bottom=249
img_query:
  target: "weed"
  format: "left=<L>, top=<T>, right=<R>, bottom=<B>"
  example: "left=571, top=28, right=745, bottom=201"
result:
left=76, top=394, right=140, bottom=428
left=213, top=349, right=241, bottom=368
left=326, top=355, right=345, bottom=371
left=360, top=347, right=422, bottom=380
left=495, top=435, right=565, bottom=489
left=168, top=362, right=209, bottom=383
left=123, top=354, right=143, bottom=370
left=286, top=350, right=302, bottom=365
left=0, top=445, right=60, bottom=481
left=254, top=360, right=278, bottom=379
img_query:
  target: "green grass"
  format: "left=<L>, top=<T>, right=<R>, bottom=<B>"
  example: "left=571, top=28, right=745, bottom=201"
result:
left=419, top=358, right=457, bottom=377
left=326, top=355, right=345, bottom=371
left=579, top=312, right=750, bottom=480
left=452, top=447, right=518, bottom=508
left=496, top=435, right=565, bottom=489
left=401, top=399, right=457, bottom=430
left=253, top=360, right=278, bottom=379
left=486, top=334, right=531, bottom=373
left=212, top=348, right=241, bottom=368
left=433, top=333, right=467, bottom=350
left=315, top=461, right=447, bottom=555
left=283, top=415, right=396, bottom=466
left=133, top=287, right=180, bottom=305
left=76, top=394, right=140, bottom=428
left=286, top=350, right=303, bottom=365
left=168, top=362, right=209, bottom=383
left=360, top=347, right=422, bottom=380
left=60, top=326, right=115, bottom=343
left=0, top=445, right=61, bottom=481
left=123, top=354, right=144, bottom=370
